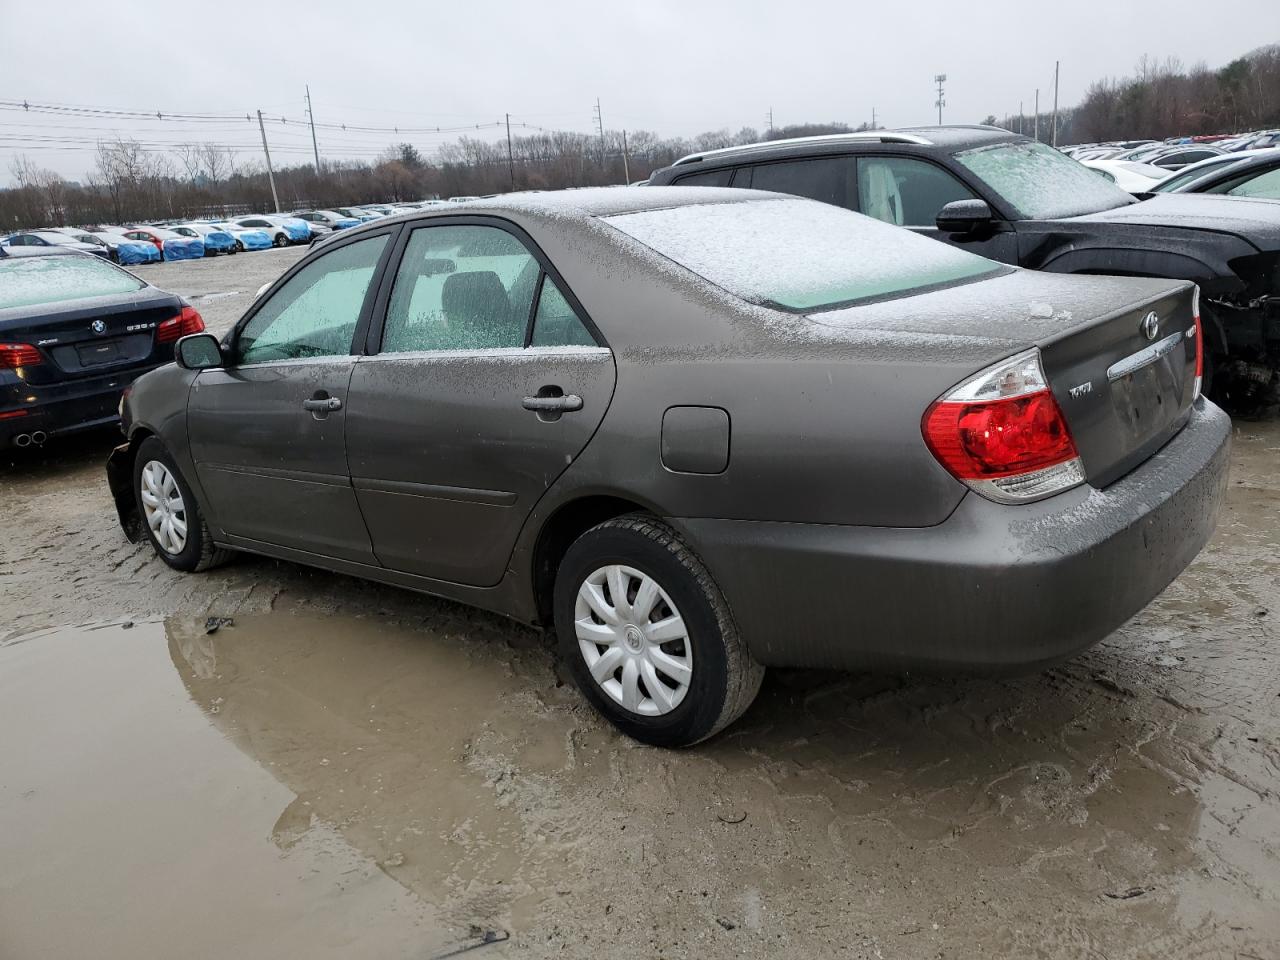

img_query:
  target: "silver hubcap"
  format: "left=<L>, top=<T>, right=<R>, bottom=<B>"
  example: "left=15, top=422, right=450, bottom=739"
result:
left=140, top=460, right=188, bottom=555
left=575, top=565, right=693, bottom=717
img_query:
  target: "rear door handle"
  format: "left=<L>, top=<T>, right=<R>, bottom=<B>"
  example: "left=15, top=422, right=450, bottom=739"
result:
left=302, top=396, right=343, bottom=412
left=521, top=394, right=582, bottom=413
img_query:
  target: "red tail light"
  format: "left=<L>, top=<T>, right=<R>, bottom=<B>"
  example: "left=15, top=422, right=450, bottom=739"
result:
left=1192, top=285, right=1204, bottom=401
left=0, top=342, right=43, bottom=368
left=923, top=348, right=1085, bottom=504
left=156, top=306, right=205, bottom=344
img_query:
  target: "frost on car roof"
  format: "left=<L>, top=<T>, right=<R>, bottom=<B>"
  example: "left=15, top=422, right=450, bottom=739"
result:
left=0, top=255, right=145, bottom=309
left=603, top=197, right=1001, bottom=311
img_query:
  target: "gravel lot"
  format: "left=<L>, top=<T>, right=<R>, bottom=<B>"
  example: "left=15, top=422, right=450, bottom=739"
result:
left=2, top=250, right=1278, bottom=959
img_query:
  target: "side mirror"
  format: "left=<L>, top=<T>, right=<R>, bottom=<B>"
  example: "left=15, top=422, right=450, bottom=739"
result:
left=936, top=199, right=994, bottom=234
left=175, top=333, right=224, bottom=370
left=253, top=281, right=272, bottom=300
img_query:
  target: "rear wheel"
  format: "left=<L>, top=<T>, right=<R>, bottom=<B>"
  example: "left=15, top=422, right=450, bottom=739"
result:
left=273, top=232, right=288, bottom=248
left=133, top=437, right=232, bottom=572
left=554, top=515, right=764, bottom=747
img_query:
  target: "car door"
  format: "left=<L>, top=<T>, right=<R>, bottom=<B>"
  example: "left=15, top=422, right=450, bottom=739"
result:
left=853, top=155, right=1020, bottom=263
left=345, top=219, right=616, bottom=585
left=186, top=230, right=396, bottom=563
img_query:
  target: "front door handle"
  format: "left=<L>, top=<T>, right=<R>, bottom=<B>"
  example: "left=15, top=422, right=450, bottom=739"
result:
left=521, top=394, right=583, bottom=413
left=302, top=396, right=342, bottom=412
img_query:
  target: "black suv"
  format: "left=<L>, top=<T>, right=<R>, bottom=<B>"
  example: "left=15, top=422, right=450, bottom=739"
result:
left=648, top=126, right=1280, bottom=410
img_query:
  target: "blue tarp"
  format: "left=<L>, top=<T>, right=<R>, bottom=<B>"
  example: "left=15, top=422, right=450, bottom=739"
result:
left=237, top=230, right=273, bottom=251
left=334, top=218, right=361, bottom=229
left=202, top=230, right=235, bottom=254
left=162, top=237, right=204, bottom=261
left=116, top=241, right=160, bottom=265
left=276, top=218, right=310, bottom=242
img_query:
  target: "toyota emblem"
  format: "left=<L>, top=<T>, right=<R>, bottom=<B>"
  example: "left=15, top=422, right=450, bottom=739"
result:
left=90, top=319, right=107, bottom=335
left=1140, top=311, right=1159, bottom=341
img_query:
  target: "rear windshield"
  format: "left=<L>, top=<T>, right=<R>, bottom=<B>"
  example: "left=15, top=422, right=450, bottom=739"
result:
left=604, top=198, right=1002, bottom=312
left=0, top=255, right=145, bottom=309
left=955, top=140, right=1134, bottom=219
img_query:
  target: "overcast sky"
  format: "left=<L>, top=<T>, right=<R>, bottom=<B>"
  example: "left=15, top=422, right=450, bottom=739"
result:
left=1, top=0, right=1272, bottom=184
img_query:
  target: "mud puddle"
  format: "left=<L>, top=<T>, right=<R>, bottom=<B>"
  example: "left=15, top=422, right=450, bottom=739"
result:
left=3, top=603, right=1278, bottom=958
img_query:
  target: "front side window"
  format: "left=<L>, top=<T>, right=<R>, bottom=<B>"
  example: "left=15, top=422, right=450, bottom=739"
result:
left=382, top=225, right=539, bottom=352
left=955, top=139, right=1133, bottom=219
left=607, top=197, right=1002, bottom=312
left=743, top=157, right=855, bottom=209
left=236, top=234, right=388, bottom=364
left=856, top=157, right=977, bottom=226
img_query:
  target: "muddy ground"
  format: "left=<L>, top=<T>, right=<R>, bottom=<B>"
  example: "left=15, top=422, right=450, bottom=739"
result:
left=2, top=251, right=1278, bottom=959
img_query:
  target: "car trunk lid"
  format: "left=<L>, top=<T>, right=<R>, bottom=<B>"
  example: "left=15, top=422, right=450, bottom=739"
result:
left=1, top=291, right=182, bottom=384
left=1038, top=283, right=1197, bottom=487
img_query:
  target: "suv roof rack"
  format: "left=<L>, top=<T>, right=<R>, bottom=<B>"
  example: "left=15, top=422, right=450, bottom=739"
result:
left=672, top=131, right=935, bottom=166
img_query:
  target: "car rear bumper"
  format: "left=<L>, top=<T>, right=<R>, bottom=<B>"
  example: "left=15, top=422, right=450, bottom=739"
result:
left=1, top=366, right=161, bottom=447
left=675, top=399, right=1231, bottom=672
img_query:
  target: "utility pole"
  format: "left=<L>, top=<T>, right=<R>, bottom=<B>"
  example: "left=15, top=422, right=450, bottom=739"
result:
left=871, top=106, right=877, bottom=129
left=766, top=107, right=773, bottom=136
left=305, top=84, right=321, bottom=174
left=621, top=129, right=631, bottom=184
left=505, top=113, right=515, bottom=191
left=1019, top=100, right=1023, bottom=135
left=1051, top=60, right=1060, bottom=147
left=934, top=74, right=947, bottom=125
left=593, top=98, right=605, bottom=167
left=256, top=109, right=280, bottom=213
left=1034, top=89, right=1040, bottom=142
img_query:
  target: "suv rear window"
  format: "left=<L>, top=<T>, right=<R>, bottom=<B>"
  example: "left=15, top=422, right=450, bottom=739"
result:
left=0, top=255, right=146, bottom=309
left=605, top=197, right=1002, bottom=311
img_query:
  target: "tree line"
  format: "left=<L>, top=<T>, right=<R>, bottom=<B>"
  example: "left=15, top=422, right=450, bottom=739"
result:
left=987, top=44, right=1280, bottom=145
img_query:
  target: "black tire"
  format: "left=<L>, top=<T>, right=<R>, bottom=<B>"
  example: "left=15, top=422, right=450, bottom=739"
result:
left=273, top=233, right=288, bottom=248
left=235, top=240, right=244, bottom=253
left=553, top=514, right=764, bottom=747
left=132, top=436, right=233, bottom=573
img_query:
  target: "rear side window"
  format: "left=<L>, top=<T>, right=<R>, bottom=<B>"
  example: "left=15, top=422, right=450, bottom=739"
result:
left=606, top=197, right=1001, bottom=311
left=742, top=157, right=855, bottom=209
left=382, top=225, right=540, bottom=352
left=237, top=235, right=388, bottom=364
left=673, top=169, right=733, bottom=187
left=531, top=277, right=595, bottom=347
left=856, top=157, right=976, bottom=226
left=0, top=256, right=145, bottom=309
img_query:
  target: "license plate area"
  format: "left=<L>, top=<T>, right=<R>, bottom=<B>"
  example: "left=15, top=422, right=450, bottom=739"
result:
left=76, top=340, right=123, bottom=367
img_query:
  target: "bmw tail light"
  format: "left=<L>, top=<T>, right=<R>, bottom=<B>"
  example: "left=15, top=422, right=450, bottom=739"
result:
left=1192, top=285, right=1204, bottom=401
left=0, top=342, right=43, bottom=368
left=156, top=306, right=205, bottom=344
left=922, top=348, right=1085, bottom=504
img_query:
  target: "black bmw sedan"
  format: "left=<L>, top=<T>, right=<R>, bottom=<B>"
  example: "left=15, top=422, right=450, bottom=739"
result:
left=0, top=247, right=204, bottom=449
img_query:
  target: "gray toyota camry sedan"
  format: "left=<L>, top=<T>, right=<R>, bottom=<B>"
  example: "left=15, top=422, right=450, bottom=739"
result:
left=106, top=187, right=1230, bottom=747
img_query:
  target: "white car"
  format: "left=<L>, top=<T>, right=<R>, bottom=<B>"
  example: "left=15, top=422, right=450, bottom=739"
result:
left=228, top=216, right=293, bottom=247
left=1081, top=159, right=1167, bottom=194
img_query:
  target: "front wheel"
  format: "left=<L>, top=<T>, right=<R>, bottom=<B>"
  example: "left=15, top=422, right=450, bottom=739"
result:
left=132, top=437, right=233, bottom=572
left=273, top=233, right=288, bottom=248
left=553, top=515, right=764, bottom=747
